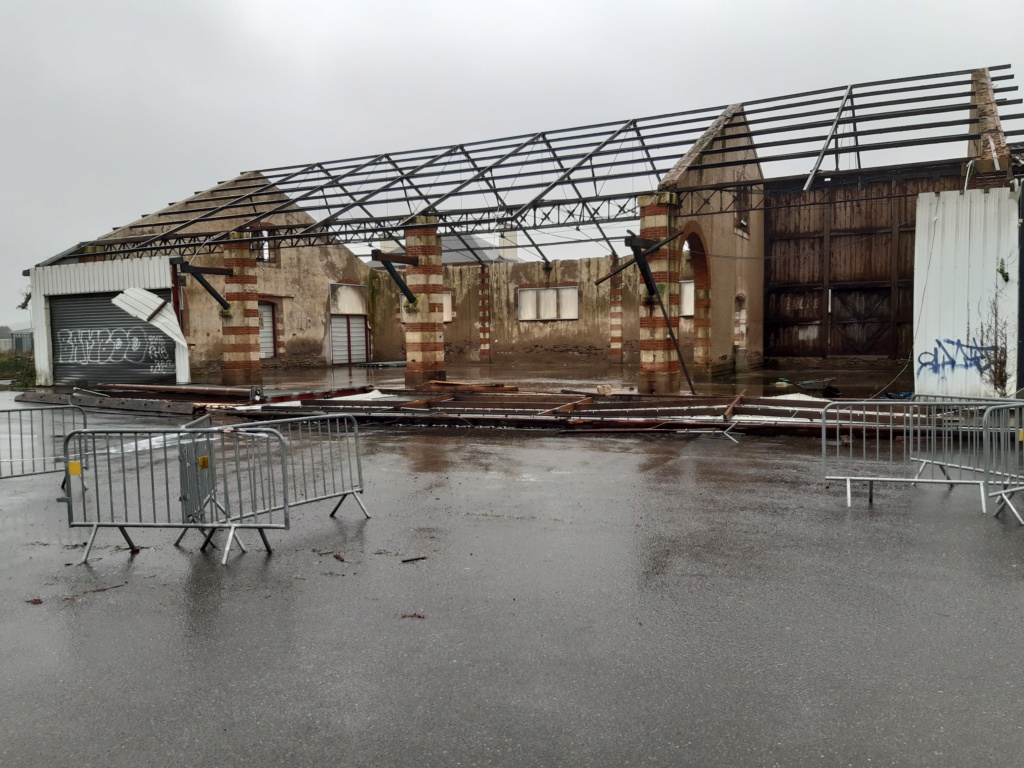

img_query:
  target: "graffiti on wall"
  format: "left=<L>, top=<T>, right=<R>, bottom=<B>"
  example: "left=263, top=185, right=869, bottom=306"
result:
left=56, top=328, right=175, bottom=374
left=917, top=337, right=994, bottom=379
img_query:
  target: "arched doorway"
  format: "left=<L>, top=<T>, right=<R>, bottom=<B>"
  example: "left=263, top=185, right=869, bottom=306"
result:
left=683, top=230, right=710, bottom=367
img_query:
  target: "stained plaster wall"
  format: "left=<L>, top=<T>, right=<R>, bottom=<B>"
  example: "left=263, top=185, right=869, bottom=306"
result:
left=369, top=255, right=643, bottom=364
left=670, top=112, right=765, bottom=374
left=93, top=173, right=368, bottom=374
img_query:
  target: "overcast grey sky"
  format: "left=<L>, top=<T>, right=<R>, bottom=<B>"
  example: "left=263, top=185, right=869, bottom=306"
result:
left=1, top=0, right=1021, bottom=328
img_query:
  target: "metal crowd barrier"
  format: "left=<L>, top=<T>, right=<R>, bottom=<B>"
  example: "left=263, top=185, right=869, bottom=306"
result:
left=0, top=405, right=87, bottom=478
left=61, top=427, right=290, bottom=565
left=821, top=400, right=993, bottom=509
left=58, top=412, right=370, bottom=565
left=237, top=413, right=369, bottom=519
left=981, top=403, right=1024, bottom=524
left=181, top=413, right=213, bottom=430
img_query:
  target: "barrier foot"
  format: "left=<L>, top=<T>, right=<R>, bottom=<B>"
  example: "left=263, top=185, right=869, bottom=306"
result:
left=328, top=496, right=346, bottom=518
left=868, top=481, right=874, bottom=505
left=257, top=528, right=273, bottom=554
left=330, top=493, right=371, bottom=520
left=81, top=524, right=99, bottom=565
left=846, top=479, right=852, bottom=508
left=221, top=526, right=238, bottom=566
left=118, top=527, right=137, bottom=554
left=354, top=493, right=370, bottom=519
left=200, top=527, right=218, bottom=551
left=1005, top=496, right=1024, bottom=525
left=173, top=528, right=188, bottom=547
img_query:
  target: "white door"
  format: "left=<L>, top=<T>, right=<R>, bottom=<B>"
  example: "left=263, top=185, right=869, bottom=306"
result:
left=258, top=303, right=275, bottom=358
left=331, top=315, right=368, bottom=364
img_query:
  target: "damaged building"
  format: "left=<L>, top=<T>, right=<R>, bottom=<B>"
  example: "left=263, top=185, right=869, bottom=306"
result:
left=27, top=65, right=1024, bottom=393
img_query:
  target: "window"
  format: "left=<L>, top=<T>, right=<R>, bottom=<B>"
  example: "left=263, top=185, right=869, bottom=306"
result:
left=400, top=292, right=453, bottom=323
left=248, top=227, right=279, bottom=264
left=679, top=281, right=695, bottom=318
left=518, top=286, right=578, bottom=321
left=733, top=188, right=750, bottom=232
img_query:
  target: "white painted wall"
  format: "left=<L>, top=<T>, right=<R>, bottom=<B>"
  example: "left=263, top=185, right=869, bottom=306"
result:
left=913, top=186, right=1021, bottom=397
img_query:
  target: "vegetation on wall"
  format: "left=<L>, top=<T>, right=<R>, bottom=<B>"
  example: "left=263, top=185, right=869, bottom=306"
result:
left=976, top=288, right=1010, bottom=397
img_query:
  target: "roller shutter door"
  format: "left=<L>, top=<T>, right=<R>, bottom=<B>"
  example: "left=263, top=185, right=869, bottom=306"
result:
left=50, top=291, right=176, bottom=385
left=331, top=315, right=368, bottom=364
left=258, top=303, right=275, bottom=358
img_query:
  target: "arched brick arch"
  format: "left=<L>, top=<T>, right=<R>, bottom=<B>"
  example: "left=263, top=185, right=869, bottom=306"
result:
left=679, top=221, right=710, bottom=367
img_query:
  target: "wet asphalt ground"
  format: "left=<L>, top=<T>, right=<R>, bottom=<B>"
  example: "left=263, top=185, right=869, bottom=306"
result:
left=2, top=398, right=1024, bottom=766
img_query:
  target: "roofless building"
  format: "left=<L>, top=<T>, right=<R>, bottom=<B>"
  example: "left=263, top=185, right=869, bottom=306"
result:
left=29, top=65, right=1024, bottom=393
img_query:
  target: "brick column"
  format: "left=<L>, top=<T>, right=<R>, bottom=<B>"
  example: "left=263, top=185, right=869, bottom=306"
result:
left=609, top=254, right=623, bottom=363
left=403, top=217, right=446, bottom=387
left=221, top=237, right=262, bottom=386
left=637, top=193, right=681, bottom=394
left=478, top=265, right=491, bottom=363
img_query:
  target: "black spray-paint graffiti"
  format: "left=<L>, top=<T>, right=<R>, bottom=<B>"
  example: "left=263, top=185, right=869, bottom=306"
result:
left=917, top=338, right=994, bottom=378
left=57, top=328, right=175, bottom=373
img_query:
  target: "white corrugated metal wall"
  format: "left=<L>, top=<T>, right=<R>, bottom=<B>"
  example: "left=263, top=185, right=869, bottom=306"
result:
left=914, top=186, right=1021, bottom=397
left=30, top=256, right=180, bottom=386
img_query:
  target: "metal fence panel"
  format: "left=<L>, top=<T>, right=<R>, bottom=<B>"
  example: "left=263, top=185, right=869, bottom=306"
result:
left=61, top=427, right=289, bottom=564
left=821, top=400, right=993, bottom=508
left=981, top=403, right=1024, bottom=523
left=0, top=406, right=87, bottom=478
left=181, top=413, right=213, bottom=430
left=239, top=414, right=369, bottom=518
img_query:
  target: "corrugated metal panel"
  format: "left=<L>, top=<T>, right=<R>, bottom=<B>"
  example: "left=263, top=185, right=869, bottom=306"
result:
left=33, top=256, right=172, bottom=297
left=112, top=287, right=187, bottom=346
left=50, top=291, right=176, bottom=385
left=914, top=187, right=1020, bottom=397
left=331, top=315, right=368, bottom=364
left=258, top=303, right=275, bottom=358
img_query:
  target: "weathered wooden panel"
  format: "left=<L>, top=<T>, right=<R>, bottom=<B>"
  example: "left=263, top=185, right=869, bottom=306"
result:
left=767, top=323, right=823, bottom=356
left=829, top=289, right=891, bottom=355
left=765, top=167, right=961, bottom=360
left=767, top=238, right=822, bottom=285
left=830, top=183, right=893, bottom=231
left=768, top=192, right=823, bottom=236
left=829, top=233, right=893, bottom=283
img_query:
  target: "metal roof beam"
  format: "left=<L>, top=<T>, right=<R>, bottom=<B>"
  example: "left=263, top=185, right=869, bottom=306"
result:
left=507, top=119, right=637, bottom=223
left=300, top=145, right=464, bottom=235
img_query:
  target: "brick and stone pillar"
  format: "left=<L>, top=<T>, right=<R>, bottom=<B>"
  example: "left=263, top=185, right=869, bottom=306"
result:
left=403, top=217, right=446, bottom=387
left=478, top=265, right=491, bottom=363
left=221, top=236, right=262, bottom=386
left=609, top=254, right=623, bottom=364
left=637, top=193, right=681, bottom=394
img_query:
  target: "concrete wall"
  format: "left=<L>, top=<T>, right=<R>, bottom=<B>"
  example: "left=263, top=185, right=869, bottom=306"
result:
left=184, top=231, right=366, bottom=373
left=369, top=256, right=643, bottom=365
left=672, top=112, right=765, bottom=375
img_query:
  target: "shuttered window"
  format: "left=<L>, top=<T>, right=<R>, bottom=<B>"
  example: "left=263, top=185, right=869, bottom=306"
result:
left=517, top=287, right=578, bottom=321
left=331, top=315, right=369, bottom=364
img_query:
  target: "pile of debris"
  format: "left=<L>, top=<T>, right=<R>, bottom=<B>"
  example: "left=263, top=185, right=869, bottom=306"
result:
left=219, top=381, right=831, bottom=437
